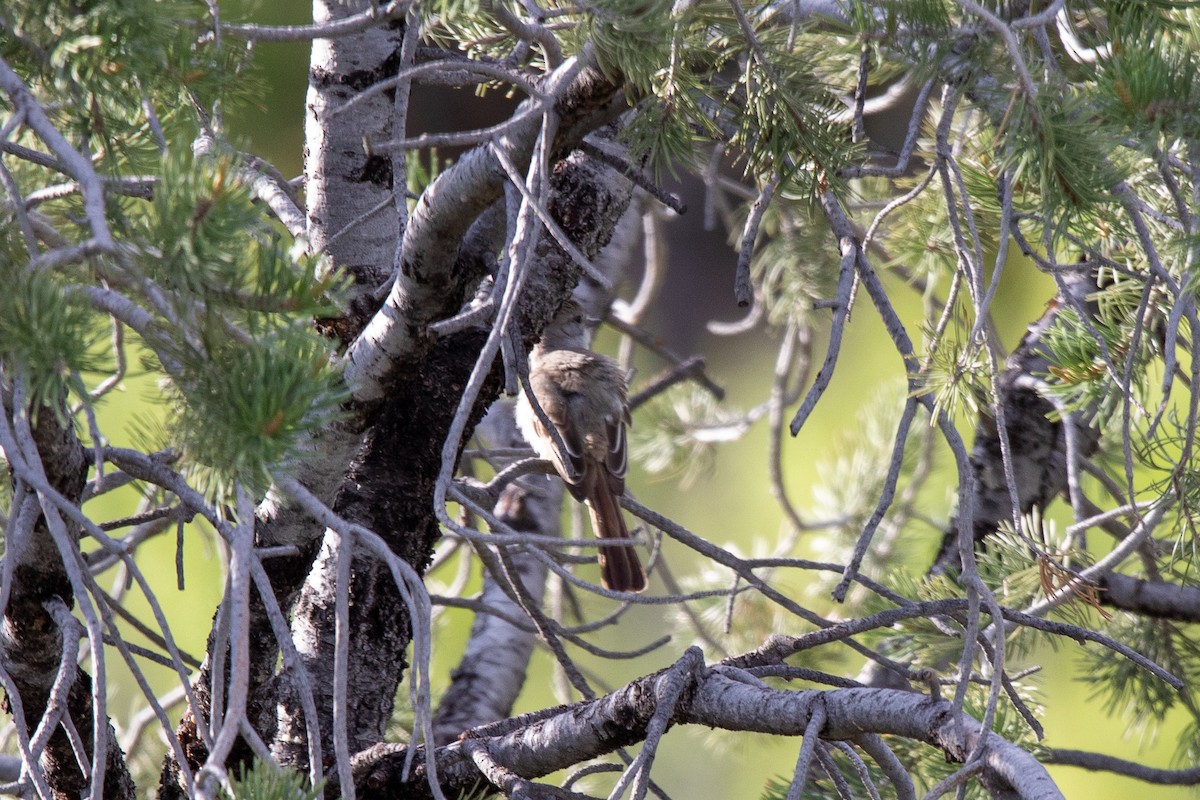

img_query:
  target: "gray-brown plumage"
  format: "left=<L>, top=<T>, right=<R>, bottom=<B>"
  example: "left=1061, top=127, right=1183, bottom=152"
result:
left=516, top=302, right=647, bottom=593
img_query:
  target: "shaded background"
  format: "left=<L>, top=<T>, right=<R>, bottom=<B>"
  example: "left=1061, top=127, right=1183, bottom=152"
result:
left=79, top=3, right=1196, bottom=796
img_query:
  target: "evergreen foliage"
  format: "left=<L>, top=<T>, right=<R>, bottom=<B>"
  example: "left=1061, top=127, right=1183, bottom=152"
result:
left=222, top=761, right=321, bottom=800
left=3, top=0, right=1200, bottom=797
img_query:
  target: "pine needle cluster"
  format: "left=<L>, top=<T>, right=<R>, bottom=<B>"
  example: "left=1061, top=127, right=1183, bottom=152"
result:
left=1, top=0, right=346, bottom=502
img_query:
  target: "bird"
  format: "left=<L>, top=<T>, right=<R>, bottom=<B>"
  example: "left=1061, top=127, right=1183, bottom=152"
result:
left=515, top=300, right=647, bottom=593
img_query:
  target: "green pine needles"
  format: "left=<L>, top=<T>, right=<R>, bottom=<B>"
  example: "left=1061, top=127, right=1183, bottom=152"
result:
left=145, top=150, right=348, bottom=500
left=222, top=761, right=322, bottom=800
left=0, top=256, right=105, bottom=412
left=1, top=0, right=346, bottom=502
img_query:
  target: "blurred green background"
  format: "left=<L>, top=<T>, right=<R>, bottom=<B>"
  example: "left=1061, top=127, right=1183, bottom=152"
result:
left=78, top=3, right=1195, bottom=797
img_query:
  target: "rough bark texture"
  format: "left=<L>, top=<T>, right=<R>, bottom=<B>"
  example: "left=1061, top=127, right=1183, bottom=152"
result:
left=1, top=406, right=135, bottom=800
left=341, top=66, right=628, bottom=400
left=160, top=1, right=408, bottom=788
left=351, top=661, right=1060, bottom=799
left=157, top=435, right=368, bottom=798
left=430, top=410, right=559, bottom=746
left=431, top=180, right=642, bottom=748
left=932, top=272, right=1102, bottom=574
left=305, top=3, right=405, bottom=301
left=273, top=153, right=634, bottom=771
left=277, top=330, right=504, bottom=764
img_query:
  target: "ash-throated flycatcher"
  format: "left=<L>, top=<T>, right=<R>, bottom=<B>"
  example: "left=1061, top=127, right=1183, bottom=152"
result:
left=516, top=301, right=647, bottom=593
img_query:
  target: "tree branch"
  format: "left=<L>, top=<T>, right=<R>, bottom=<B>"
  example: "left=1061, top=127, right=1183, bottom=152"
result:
left=355, top=658, right=1063, bottom=799
left=1043, top=749, right=1200, bottom=786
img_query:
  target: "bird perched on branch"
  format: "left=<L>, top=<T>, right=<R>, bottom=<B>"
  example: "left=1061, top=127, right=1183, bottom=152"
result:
left=516, top=300, right=647, bottom=593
